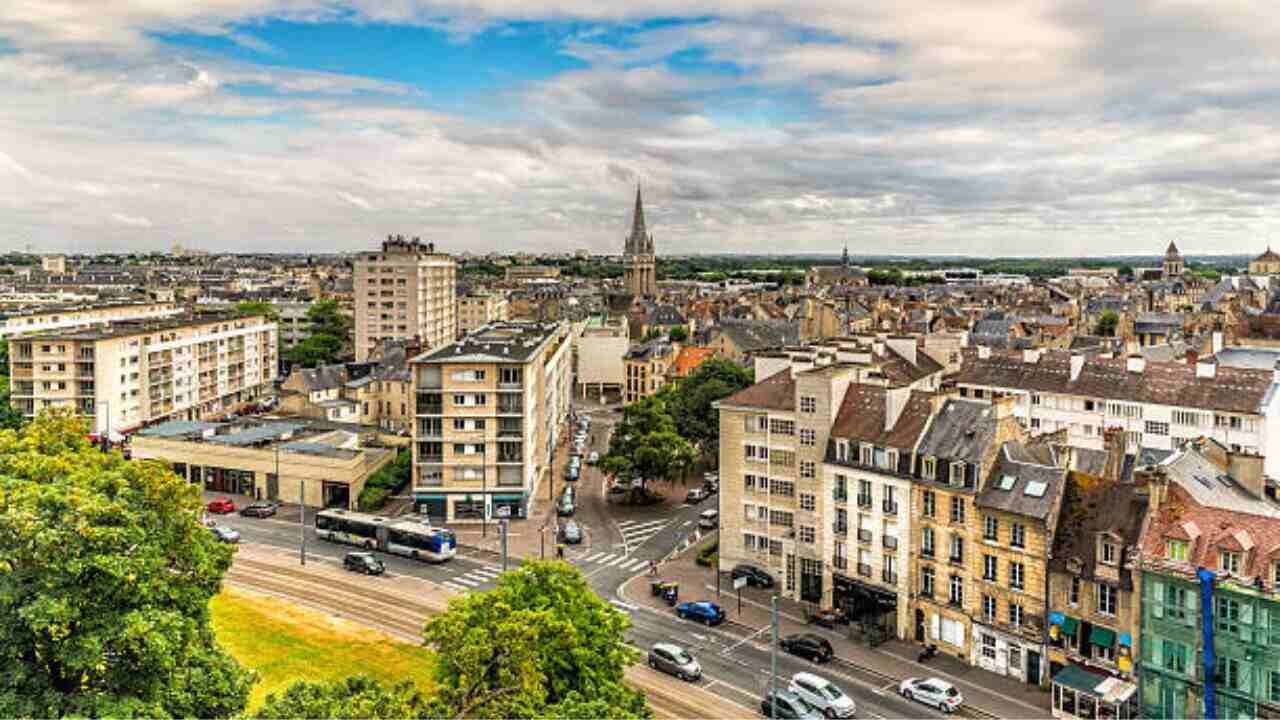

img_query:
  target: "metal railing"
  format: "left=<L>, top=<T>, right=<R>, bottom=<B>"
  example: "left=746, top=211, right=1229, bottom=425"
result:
left=857, top=529, right=873, bottom=543
left=883, top=500, right=899, bottom=515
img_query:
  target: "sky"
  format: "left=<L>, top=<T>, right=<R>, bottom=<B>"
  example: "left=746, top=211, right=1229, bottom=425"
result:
left=2, top=2, right=1280, bottom=257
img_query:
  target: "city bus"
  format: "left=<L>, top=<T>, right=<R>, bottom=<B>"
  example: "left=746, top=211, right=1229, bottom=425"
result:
left=314, top=509, right=457, bottom=563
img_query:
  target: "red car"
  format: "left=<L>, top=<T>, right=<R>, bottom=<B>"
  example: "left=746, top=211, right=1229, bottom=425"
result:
left=206, top=497, right=236, bottom=514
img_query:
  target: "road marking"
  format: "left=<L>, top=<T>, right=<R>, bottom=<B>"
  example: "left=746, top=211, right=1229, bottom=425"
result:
left=449, top=575, right=481, bottom=587
left=879, top=682, right=897, bottom=694
left=721, top=625, right=769, bottom=654
left=681, top=520, right=693, bottom=527
left=584, top=551, right=609, bottom=562
left=620, top=558, right=649, bottom=572
left=605, top=554, right=628, bottom=567
left=443, top=581, right=467, bottom=592
left=610, top=599, right=637, bottom=612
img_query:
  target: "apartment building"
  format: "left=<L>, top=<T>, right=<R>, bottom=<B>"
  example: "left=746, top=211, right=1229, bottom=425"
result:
left=457, top=291, right=509, bottom=335
left=575, top=314, right=629, bottom=401
left=7, top=311, right=277, bottom=435
left=623, top=339, right=675, bottom=405
left=0, top=300, right=178, bottom=339
left=410, top=321, right=571, bottom=521
left=955, top=348, right=1280, bottom=476
left=354, top=235, right=456, bottom=362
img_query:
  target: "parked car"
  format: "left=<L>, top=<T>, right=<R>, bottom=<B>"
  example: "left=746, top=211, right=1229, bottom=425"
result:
left=565, top=466, right=580, bottom=481
left=780, top=634, right=834, bottom=663
left=759, top=690, right=822, bottom=719
left=698, top=509, right=719, bottom=529
left=558, top=493, right=576, bottom=517
left=206, top=497, right=236, bottom=514
left=899, top=677, right=963, bottom=714
left=209, top=525, right=240, bottom=544
left=239, top=502, right=277, bottom=518
left=587, top=451, right=600, bottom=464
left=561, top=520, right=583, bottom=544
left=343, top=551, right=385, bottom=575
left=789, top=672, right=856, bottom=719
left=675, top=601, right=726, bottom=626
left=686, top=487, right=709, bottom=503
left=647, top=642, right=701, bottom=681
left=732, top=564, right=775, bottom=588
left=703, top=480, right=718, bottom=495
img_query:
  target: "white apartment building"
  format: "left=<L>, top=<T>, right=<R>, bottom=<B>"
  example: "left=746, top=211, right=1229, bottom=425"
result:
left=7, top=312, right=278, bottom=435
left=0, top=301, right=178, bottom=339
left=410, top=321, right=571, bottom=521
left=354, top=236, right=456, bottom=362
left=955, top=347, right=1280, bottom=475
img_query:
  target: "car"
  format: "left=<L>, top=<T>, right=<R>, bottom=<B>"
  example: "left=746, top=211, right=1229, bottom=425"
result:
left=561, top=520, right=583, bottom=544
left=565, top=467, right=580, bottom=481
left=647, top=642, right=701, bottom=681
left=759, top=690, right=823, bottom=719
left=206, top=497, right=236, bottom=514
left=587, top=451, right=600, bottom=464
left=607, top=483, right=628, bottom=496
left=209, top=525, right=240, bottom=544
left=239, top=502, right=277, bottom=518
left=789, top=672, right=856, bottom=719
left=703, top=480, right=718, bottom=495
left=558, top=495, right=576, bottom=517
left=780, top=634, right=834, bottom=663
left=703, top=471, right=719, bottom=482
left=899, top=677, right=963, bottom=714
left=732, top=564, right=775, bottom=589
left=686, top=487, right=709, bottom=503
left=698, top=509, right=719, bottom=530
left=675, top=601, right=726, bottom=626
left=343, top=551, right=385, bottom=575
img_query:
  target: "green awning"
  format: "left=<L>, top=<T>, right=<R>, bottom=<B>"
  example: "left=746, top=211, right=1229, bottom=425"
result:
left=492, top=494, right=525, bottom=502
left=412, top=493, right=447, bottom=501
left=1089, top=626, right=1117, bottom=648
left=1061, top=617, right=1080, bottom=637
left=1053, top=665, right=1105, bottom=696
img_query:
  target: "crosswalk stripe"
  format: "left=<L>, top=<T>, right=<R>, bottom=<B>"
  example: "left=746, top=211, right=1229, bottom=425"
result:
left=621, top=558, right=648, bottom=571
left=443, top=581, right=467, bottom=591
left=470, top=566, right=501, bottom=577
left=584, top=551, right=608, bottom=562
left=450, top=575, right=481, bottom=587
left=618, top=518, right=669, bottom=531
left=605, top=555, right=628, bottom=567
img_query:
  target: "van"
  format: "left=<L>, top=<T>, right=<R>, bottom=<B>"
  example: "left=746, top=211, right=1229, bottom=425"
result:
left=698, top=509, right=719, bottom=529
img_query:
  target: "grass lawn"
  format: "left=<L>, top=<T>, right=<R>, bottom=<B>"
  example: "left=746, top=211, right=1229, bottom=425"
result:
left=211, top=588, right=436, bottom=711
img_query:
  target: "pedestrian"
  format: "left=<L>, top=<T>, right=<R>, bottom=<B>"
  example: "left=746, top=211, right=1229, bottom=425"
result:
left=557, top=543, right=565, bottom=560
left=648, top=559, right=658, bottom=576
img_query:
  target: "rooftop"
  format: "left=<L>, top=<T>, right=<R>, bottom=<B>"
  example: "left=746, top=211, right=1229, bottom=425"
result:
left=413, top=321, right=563, bottom=365
left=14, top=310, right=269, bottom=342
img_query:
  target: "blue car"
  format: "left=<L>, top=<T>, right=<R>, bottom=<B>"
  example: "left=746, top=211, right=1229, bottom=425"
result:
left=676, top=601, right=726, bottom=626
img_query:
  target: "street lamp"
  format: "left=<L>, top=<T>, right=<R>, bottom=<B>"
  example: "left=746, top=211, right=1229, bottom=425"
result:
left=94, top=399, right=110, bottom=453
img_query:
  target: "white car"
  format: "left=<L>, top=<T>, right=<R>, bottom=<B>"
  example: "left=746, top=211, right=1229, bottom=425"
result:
left=697, top=509, right=719, bottom=529
left=899, top=677, right=963, bottom=714
left=789, top=672, right=855, bottom=719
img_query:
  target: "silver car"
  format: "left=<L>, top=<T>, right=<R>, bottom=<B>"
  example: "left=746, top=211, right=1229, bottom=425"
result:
left=209, top=525, right=241, bottom=544
left=900, top=677, right=963, bottom=714
left=789, top=672, right=856, bottom=719
left=647, top=642, right=701, bottom=681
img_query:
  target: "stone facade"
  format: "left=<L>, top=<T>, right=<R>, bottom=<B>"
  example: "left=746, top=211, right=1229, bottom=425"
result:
left=623, top=186, right=657, bottom=298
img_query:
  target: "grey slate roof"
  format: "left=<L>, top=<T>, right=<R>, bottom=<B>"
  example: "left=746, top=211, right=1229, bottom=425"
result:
left=717, top=319, right=800, bottom=353
left=296, top=364, right=347, bottom=391
left=976, top=443, right=1067, bottom=521
left=916, top=399, right=996, bottom=464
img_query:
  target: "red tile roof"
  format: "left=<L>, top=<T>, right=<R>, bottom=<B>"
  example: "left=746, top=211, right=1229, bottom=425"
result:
left=1140, top=482, right=1280, bottom=587
left=674, top=346, right=716, bottom=377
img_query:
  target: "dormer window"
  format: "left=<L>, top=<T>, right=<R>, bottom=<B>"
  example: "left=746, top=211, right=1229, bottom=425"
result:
left=1166, top=540, right=1188, bottom=562
left=860, top=444, right=874, bottom=466
left=950, top=461, right=966, bottom=487
left=923, top=457, right=937, bottom=480
left=836, top=439, right=849, bottom=462
left=1100, top=539, right=1118, bottom=566
left=1221, top=550, right=1241, bottom=574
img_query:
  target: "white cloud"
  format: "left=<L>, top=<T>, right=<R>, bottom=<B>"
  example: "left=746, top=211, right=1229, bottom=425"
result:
left=111, top=212, right=153, bottom=227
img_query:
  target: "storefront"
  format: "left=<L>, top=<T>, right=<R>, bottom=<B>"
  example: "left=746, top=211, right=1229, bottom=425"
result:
left=414, top=493, right=448, bottom=519
left=833, top=573, right=896, bottom=636
left=972, top=623, right=1045, bottom=684
left=491, top=493, right=527, bottom=519
left=1051, top=665, right=1139, bottom=720
left=201, top=466, right=257, bottom=496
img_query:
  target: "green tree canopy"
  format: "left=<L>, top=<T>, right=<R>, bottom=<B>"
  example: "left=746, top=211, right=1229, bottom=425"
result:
left=256, top=675, right=428, bottom=719
left=667, top=326, right=689, bottom=343
left=0, top=410, right=253, bottom=717
left=663, top=359, right=753, bottom=460
left=421, top=561, right=649, bottom=720
left=233, top=300, right=280, bottom=322
left=1094, top=309, right=1119, bottom=337
left=283, top=299, right=352, bottom=368
left=602, top=395, right=697, bottom=491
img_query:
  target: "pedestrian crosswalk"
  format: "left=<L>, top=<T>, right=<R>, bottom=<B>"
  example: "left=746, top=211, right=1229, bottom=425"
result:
left=573, top=551, right=653, bottom=573
left=441, top=564, right=502, bottom=592
left=617, top=518, right=669, bottom=551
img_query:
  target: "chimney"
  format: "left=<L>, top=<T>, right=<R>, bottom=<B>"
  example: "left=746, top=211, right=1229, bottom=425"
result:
left=1023, top=348, right=1042, bottom=364
left=1102, top=426, right=1127, bottom=482
left=978, top=345, right=991, bottom=359
left=885, top=336, right=918, bottom=366
left=1126, top=354, right=1145, bottom=373
left=1228, top=450, right=1266, bottom=499
left=884, top=385, right=912, bottom=433
left=1069, top=352, right=1085, bottom=382
left=1196, top=357, right=1217, bottom=379
left=1212, top=331, right=1224, bottom=354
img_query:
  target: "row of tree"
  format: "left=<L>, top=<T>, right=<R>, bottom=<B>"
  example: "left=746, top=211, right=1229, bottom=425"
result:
left=234, top=299, right=352, bottom=368
left=0, top=411, right=651, bottom=718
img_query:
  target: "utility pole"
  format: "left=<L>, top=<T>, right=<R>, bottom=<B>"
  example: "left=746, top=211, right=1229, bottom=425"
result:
left=500, top=519, right=509, bottom=572
left=770, top=595, right=779, bottom=718
left=299, top=478, right=307, bottom=566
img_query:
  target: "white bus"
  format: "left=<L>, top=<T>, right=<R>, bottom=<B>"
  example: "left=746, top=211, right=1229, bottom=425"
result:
left=315, top=509, right=457, bottom=563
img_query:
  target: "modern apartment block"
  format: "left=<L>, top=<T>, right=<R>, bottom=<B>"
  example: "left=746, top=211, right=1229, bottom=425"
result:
left=354, top=235, right=456, bottom=362
left=457, top=291, right=509, bottom=335
left=6, top=311, right=277, bottom=435
left=0, top=300, right=178, bottom=339
left=410, top=321, right=571, bottom=521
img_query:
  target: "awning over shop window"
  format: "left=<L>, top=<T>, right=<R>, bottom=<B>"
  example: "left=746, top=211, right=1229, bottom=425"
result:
left=493, top=494, right=525, bottom=502
left=1061, top=616, right=1079, bottom=637
left=1090, top=626, right=1117, bottom=648
left=1119, top=632, right=1132, bottom=648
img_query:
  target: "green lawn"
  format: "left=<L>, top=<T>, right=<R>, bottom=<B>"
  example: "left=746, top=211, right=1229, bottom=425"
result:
left=211, top=588, right=436, bottom=711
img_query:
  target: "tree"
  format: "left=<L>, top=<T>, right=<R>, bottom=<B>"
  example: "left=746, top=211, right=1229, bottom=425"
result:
left=233, top=300, right=279, bottom=322
left=668, top=326, right=689, bottom=343
left=283, top=299, right=352, bottom=368
left=0, top=410, right=254, bottom=717
left=663, top=359, right=753, bottom=460
left=256, top=675, right=428, bottom=719
left=602, top=395, right=697, bottom=495
left=1094, top=310, right=1119, bottom=337
left=421, top=561, right=649, bottom=720
left=358, top=448, right=412, bottom=511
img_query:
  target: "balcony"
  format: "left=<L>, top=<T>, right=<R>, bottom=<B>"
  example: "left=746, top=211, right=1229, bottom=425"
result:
left=921, top=546, right=935, bottom=559
left=949, top=554, right=965, bottom=566
left=857, top=529, right=873, bottom=544
left=497, top=400, right=524, bottom=415
left=833, top=556, right=848, bottom=571
left=882, top=569, right=898, bottom=585
left=857, top=563, right=871, bottom=578
left=416, top=399, right=443, bottom=415
left=949, top=597, right=965, bottom=609
left=832, top=522, right=848, bottom=535
left=833, top=491, right=848, bottom=503
left=883, top=500, right=899, bottom=516
left=497, top=452, right=523, bottom=464
left=420, top=454, right=444, bottom=463
left=856, top=495, right=872, bottom=508
left=883, top=536, right=899, bottom=551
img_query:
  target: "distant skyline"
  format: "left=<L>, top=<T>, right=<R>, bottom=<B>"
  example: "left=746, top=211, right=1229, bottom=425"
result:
left=3, top=3, right=1280, bottom=256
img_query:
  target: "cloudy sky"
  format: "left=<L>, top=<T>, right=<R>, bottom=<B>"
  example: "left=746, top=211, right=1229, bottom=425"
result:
left=2, top=2, right=1279, bottom=257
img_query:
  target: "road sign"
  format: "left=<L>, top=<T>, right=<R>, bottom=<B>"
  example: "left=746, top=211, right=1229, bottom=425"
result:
left=734, top=576, right=749, bottom=590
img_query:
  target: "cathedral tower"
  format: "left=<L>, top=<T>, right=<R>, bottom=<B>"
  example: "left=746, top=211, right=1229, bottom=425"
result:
left=623, top=185, right=657, bottom=297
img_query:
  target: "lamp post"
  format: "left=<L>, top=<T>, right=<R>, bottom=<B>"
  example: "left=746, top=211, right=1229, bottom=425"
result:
left=95, top=399, right=110, bottom=453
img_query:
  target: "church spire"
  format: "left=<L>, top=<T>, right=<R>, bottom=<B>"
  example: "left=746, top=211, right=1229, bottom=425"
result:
left=842, top=242, right=849, bottom=268
left=627, top=183, right=648, bottom=254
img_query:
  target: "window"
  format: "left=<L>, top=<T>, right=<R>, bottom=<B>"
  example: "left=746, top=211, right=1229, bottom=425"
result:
left=949, top=575, right=964, bottom=606
left=1070, top=576, right=1081, bottom=606
left=1010, top=562, right=1025, bottom=590
left=923, top=457, right=936, bottom=480
left=1100, top=539, right=1117, bottom=566
left=771, top=480, right=795, bottom=498
left=950, top=497, right=966, bottom=523
left=1173, top=410, right=1202, bottom=427
left=1216, top=656, right=1242, bottom=692
left=799, top=493, right=816, bottom=512
left=1009, top=602, right=1023, bottom=627
left=453, top=393, right=468, bottom=405
left=1011, top=523, right=1026, bottom=548
left=1216, top=597, right=1243, bottom=635
left=745, top=444, right=769, bottom=460
left=984, top=516, right=998, bottom=541
left=950, top=462, right=966, bottom=486
left=950, top=535, right=964, bottom=564
left=833, top=474, right=847, bottom=501
left=1270, top=670, right=1280, bottom=704
left=922, top=490, right=936, bottom=518
left=1162, top=639, right=1188, bottom=674
left=921, top=566, right=934, bottom=596
left=1031, top=394, right=1042, bottom=405
left=799, top=461, right=816, bottom=479
left=1274, top=562, right=1280, bottom=586
left=983, top=555, right=997, bottom=581
left=1221, top=550, right=1241, bottom=574
left=800, top=396, right=817, bottom=413
left=1145, top=421, right=1169, bottom=436
left=981, top=633, right=996, bottom=659
left=982, top=596, right=996, bottom=622
left=1097, top=583, right=1117, bottom=616
left=768, top=419, right=794, bottom=435
left=799, top=428, right=816, bottom=447
left=799, top=526, right=815, bottom=544
left=1167, top=539, right=1188, bottom=561
left=922, top=527, right=935, bottom=557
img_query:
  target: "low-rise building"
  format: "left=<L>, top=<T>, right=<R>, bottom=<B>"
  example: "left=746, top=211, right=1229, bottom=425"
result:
left=623, top=339, right=676, bottom=405
left=457, top=291, right=509, bottom=335
left=504, top=265, right=561, bottom=283
left=574, top=314, right=629, bottom=402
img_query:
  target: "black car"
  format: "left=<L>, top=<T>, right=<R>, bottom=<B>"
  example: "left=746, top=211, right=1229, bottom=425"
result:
left=732, top=564, right=775, bottom=589
left=239, top=502, right=278, bottom=518
left=759, top=690, right=821, bottom=719
left=343, top=551, right=385, bottom=575
left=780, top=634, right=834, bottom=663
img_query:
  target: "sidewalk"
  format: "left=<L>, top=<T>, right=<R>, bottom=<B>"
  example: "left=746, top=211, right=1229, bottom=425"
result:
left=620, top=540, right=1051, bottom=720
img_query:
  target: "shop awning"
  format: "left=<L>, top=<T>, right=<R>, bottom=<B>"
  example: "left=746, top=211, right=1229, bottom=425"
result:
left=412, top=493, right=447, bottom=502
left=1053, top=665, right=1105, bottom=695
left=492, top=494, right=526, bottom=502
left=1090, top=626, right=1117, bottom=648
left=1061, top=616, right=1079, bottom=637
left=1119, top=632, right=1132, bottom=648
